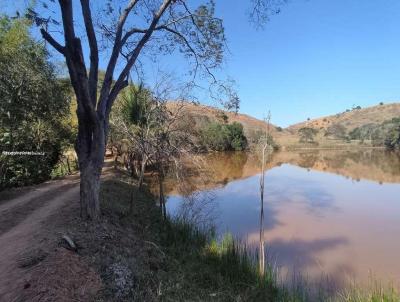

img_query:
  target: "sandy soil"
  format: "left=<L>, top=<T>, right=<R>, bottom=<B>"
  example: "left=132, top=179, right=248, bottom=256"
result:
left=0, top=174, right=84, bottom=301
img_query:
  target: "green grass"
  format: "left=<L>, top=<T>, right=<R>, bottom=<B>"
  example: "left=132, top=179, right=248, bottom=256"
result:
left=51, top=157, right=79, bottom=178
left=159, top=219, right=280, bottom=301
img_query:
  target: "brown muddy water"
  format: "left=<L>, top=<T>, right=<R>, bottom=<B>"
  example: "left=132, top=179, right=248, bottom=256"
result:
left=155, top=149, right=400, bottom=291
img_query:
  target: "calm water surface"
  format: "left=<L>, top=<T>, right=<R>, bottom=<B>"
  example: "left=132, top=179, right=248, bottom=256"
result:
left=161, top=149, right=400, bottom=290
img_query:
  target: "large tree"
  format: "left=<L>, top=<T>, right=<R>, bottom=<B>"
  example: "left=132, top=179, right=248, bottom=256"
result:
left=27, top=0, right=227, bottom=219
left=298, top=127, right=318, bottom=144
left=24, top=0, right=283, bottom=219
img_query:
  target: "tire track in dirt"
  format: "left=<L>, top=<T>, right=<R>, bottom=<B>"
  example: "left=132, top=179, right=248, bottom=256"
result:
left=0, top=182, right=78, bottom=236
left=0, top=177, right=80, bottom=301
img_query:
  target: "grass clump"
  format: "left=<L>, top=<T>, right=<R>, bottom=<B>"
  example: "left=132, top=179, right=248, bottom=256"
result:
left=158, top=219, right=279, bottom=301
left=334, top=280, right=400, bottom=302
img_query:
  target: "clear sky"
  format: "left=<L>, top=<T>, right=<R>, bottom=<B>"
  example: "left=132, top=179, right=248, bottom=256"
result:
left=212, top=0, right=400, bottom=126
left=2, top=0, right=400, bottom=127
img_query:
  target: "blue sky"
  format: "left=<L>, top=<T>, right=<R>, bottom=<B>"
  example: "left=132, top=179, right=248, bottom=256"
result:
left=2, top=0, right=400, bottom=127
left=213, top=0, right=400, bottom=126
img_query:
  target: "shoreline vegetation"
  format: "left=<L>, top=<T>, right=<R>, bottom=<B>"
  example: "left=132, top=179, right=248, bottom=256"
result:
left=281, top=145, right=387, bottom=151
left=56, top=173, right=398, bottom=301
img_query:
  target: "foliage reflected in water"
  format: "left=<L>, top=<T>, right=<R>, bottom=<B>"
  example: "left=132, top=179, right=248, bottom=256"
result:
left=151, top=149, right=400, bottom=198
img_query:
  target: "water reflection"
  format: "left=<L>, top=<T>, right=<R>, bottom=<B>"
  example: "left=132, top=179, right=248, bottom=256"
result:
left=152, top=149, right=400, bottom=198
left=150, top=149, right=400, bottom=290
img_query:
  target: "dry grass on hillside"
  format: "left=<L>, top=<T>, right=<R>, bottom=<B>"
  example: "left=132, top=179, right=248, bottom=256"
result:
left=288, top=103, right=400, bottom=132
left=167, top=101, right=400, bottom=148
left=167, top=101, right=282, bottom=133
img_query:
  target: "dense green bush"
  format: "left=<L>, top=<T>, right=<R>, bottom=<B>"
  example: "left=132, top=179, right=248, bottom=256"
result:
left=349, top=124, right=376, bottom=141
left=200, top=121, right=247, bottom=151
left=0, top=17, right=71, bottom=189
left=385, top=124, right=400, bottom=150
left=349, top=118, right=400, bottom=147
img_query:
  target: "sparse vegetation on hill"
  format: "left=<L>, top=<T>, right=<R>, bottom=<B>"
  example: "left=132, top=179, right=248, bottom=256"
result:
left=298, top=127, right=318, bottom=144
left=167, top=102, right=285, bottom=140
left=167, top=102, right=400, bottom=150
left=385, top=123, right=400, bottom=150
left=349, top=117, right=400, bottom=147
left=277, top=103, right=400, bottom=148
left=288, top=103, right=400, bottom=134
left=325, top=123, right=348, bottom=140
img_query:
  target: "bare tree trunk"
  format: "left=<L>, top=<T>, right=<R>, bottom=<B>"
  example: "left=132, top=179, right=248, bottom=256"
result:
left=162, top=196, right=167, bottom=220
left=79, top=163, right=101, bottom=219
left=66, top=157, right=71, bottom=174
left=259, top=216, right=265, bottom=275
left=258, top=111, right=271, bottom=276
left=114, top=151, right=119, bottom=169
left=258, top=144, right=267, bottom=276
left=158, top=172, right=166, bottom=220
left=75, top=111, right=106, bottom=220
left=138, top=156, right=147, bottom=189
left=129, top=176, right=135, bottom=214
left=127, top=153, right=134, bottom=177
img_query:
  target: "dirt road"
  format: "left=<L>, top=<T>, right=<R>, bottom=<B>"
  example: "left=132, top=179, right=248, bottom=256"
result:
left=0, top=175, right=80, bottom=301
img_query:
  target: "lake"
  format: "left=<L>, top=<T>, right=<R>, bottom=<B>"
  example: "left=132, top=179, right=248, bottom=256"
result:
left=158, top=149, right=400, bottom=292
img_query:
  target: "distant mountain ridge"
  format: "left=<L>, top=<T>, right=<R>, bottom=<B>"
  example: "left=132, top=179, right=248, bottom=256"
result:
left=287, top=102, right=400, bottom=133
left=167, top=101, right=286, bottom=137
left=167, top=101, right=400, bottom=147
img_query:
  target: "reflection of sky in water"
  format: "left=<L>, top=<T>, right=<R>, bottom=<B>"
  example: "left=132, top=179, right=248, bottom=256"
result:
left=167, top=163, right=400, bottom=236
left=166, top=161, right=400, bottom=289
left=168, top=164, right=341, bottom=235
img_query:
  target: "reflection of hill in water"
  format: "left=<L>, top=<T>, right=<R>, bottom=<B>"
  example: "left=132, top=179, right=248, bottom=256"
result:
left=274, top=149, right=400, bottom=184
left=149, top=149, right=400, bottom=196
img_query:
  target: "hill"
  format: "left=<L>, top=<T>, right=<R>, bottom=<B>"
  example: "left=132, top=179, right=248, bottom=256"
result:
left=167, top=101, right=288, bottom=140
left=167, top=101, right=400, bottom=149
left=277, top=102, right=400, bottom=148
left=287, top=103, right=400, bottom=133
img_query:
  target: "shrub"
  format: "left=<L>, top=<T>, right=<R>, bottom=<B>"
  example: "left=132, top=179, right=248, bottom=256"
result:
left=325, top=123, right=347, bottom=139
left=200, top=121, right=247, bottom=151
left=216, top=111, right=229, bottom=124
left=226, top=122, right=247, bottom=151
left=298, top=127, right=318, bottom=143
left=349, top=118, right=400, bottom=148
left=385, top=125, right=400, bottom=150
left=0, top=17, right=71, bottom=189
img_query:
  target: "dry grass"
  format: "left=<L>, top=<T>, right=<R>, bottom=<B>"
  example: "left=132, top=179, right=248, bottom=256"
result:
left=166, top=101, right=287, bottom=138
left=288, top=103, right=400, bottom=132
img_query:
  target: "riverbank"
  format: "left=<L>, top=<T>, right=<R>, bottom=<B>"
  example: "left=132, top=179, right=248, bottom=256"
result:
left=69, top=176, right=283, bottom=301
left=5, top=170, right=399, bottom=301
left=8, top=171, right=279, bottom=301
